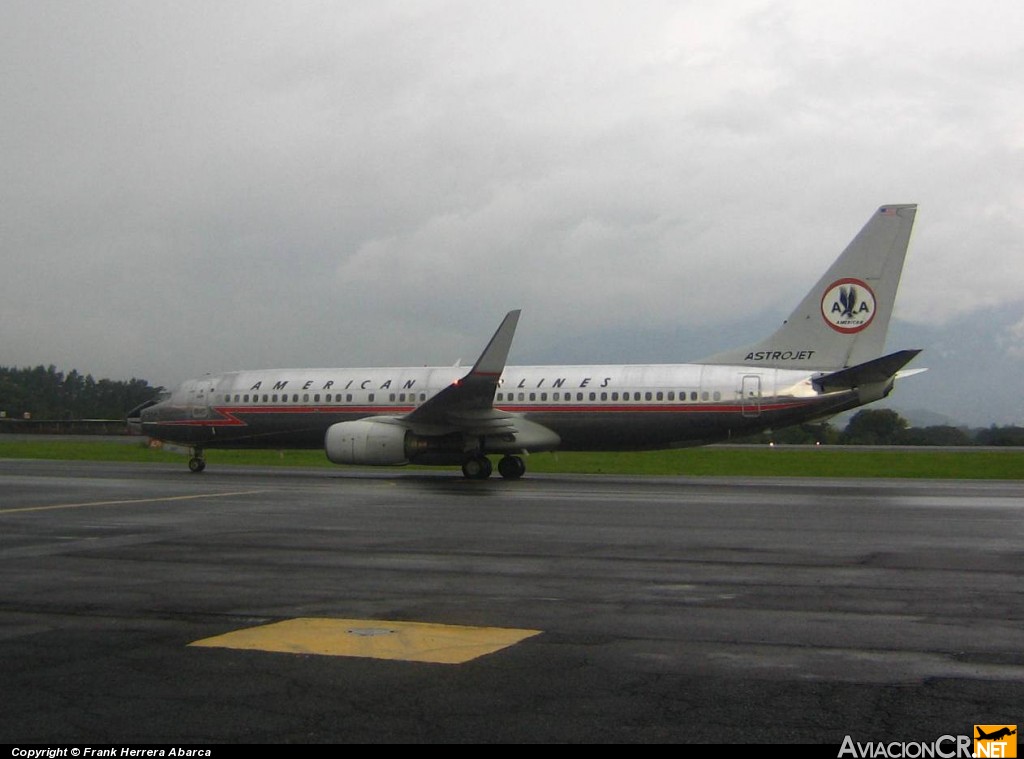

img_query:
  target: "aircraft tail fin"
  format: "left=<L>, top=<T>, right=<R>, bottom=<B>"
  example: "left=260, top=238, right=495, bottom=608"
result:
left=698, top=204, right=917, bottom=370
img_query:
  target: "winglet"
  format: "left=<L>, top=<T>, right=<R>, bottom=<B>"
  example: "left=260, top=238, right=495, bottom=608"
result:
left=404, top=310, right=521, bottom=424
left=469, top=309, right=521, bottom=378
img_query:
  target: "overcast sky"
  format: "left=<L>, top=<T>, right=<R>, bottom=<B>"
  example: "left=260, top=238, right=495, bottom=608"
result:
left=2, top=1, right=1022, bottom=425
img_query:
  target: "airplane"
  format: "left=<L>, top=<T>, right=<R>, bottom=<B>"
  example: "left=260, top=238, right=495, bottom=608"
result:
left=977, top=728, right=1017, bottom=742
left=135, top=204, right=922, bottom=479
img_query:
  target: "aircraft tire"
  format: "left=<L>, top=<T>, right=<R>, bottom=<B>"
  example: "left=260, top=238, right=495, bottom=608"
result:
left=461, top=456, right=492, bottom=480
left=498, top=455, right=525, bottom=480
left=188, top=457, right=206, bottom=473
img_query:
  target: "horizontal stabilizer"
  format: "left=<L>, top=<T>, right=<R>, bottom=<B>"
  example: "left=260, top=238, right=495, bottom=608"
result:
left=812, top=349, right=921, bottom=393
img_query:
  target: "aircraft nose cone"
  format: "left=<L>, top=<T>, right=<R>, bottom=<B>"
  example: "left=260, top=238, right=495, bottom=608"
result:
left=127, top=399, right=160, bottom=435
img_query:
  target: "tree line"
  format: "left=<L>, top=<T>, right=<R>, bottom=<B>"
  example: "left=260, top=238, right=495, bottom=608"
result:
left=763, top=409, right=1024, bottom=447
left=0, top=365, right=163, bottom=420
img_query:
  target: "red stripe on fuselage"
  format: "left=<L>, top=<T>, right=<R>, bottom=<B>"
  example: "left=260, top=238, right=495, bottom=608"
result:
left=497, top=399, right=820, bottom=415
left=154, top=405, right=416, bottom=427
left=153, top=399, right=817, bottom=428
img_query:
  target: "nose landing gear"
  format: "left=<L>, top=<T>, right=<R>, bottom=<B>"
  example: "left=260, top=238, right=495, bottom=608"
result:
left=188, top=448, right=206, bottom=473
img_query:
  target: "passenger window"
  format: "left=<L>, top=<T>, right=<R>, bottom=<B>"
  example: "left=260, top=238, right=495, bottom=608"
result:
left=634, top=392, right=641, bottom=401
left=368, top=393, right=375, bottom=402
left=656, top=391, right=663, bottom=401
left=589, top=392, right=596, bottom=401
left=667, top=391, right=674, bottom=401
left=691, top=391, right=698, bottom=401
left=243, top=394, right=249, bottom=402
left=713, top=391, right=721, bottom=401
left=702, top=391, right=709, bottom=401
left=389, top=393, right=396, bottom=402
left=541, top=393, right=547, bottom=401
left=529, top=392, right=536, bottom=401
left=314, top=394, right=320, bottom=402
left=347, top=394, right=353, bottom=402
left=600, top=392, right=607, bottom=401
left=645, top=392, right=652, bottom=401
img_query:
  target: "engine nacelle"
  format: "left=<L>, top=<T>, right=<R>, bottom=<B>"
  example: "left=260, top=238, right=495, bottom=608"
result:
left=325, top=416, right=560, bottom=467
left=325, top=419, right=410, bottom=465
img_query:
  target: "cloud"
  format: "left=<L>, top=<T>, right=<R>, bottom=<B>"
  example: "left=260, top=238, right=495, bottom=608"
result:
left=1, top=0, right=1022, bottom=428
left=1001, top=314, right=1024, bottom=360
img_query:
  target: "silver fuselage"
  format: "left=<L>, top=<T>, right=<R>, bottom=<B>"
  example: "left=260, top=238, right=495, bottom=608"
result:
left=140, top=362, right=862, bottom=452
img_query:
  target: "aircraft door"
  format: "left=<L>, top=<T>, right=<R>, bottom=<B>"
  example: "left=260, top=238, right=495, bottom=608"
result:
left=188, top=379, right=216, bottom=419
left=741, top=374, right=762, bottom=418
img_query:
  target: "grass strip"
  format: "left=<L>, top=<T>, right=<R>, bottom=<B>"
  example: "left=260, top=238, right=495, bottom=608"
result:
left=1, top=438, right=1021, bottom=479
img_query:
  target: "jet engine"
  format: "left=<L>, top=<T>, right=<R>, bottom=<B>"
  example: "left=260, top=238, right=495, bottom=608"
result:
left=325, top=419, right=467, bottom=466
left=325, top=419, right=411, bottom=465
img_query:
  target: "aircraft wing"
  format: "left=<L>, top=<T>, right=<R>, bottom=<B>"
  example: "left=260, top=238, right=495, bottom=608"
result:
left=403, top=310, right=520, bottom=432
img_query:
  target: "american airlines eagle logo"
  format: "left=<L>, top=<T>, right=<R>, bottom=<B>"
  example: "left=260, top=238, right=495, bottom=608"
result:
left=821, top=278, right=876, bottom=333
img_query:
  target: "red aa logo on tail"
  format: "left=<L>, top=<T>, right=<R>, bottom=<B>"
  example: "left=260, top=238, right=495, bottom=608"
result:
left=821, top=278, right=876, bottom=334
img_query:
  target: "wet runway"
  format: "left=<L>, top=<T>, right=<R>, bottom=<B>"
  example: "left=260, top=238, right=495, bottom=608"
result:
left=1, top=459, right=1022, bottom=743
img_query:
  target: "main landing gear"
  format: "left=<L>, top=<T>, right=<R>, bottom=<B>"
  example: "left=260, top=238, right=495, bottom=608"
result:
left=188, top=447, right=206, bottom=473
left=461, top=454, right=526, bottom=480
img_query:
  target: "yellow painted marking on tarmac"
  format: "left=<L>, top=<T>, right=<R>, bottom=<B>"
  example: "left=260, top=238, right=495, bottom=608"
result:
left=0, top=490, right=270, bottom=515
left=190, top=617, right=543, bottom=664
